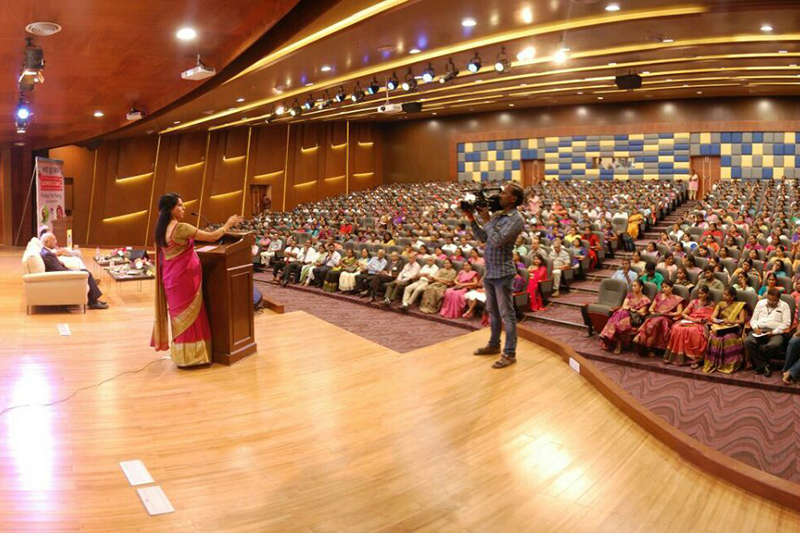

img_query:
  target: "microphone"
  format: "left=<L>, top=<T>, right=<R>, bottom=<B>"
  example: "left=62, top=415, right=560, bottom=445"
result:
left=191, top=212, right=213, bottom=228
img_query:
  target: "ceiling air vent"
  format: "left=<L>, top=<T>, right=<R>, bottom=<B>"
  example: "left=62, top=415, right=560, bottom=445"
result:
left=25, top=22, right=62, bottom=36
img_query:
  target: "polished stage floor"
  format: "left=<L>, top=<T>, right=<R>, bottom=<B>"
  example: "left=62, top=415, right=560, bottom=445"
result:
left=1, top=248, right=799, bottom=532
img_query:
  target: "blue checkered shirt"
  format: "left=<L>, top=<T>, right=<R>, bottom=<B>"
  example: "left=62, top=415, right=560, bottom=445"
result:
left=471, top=209, right=525, bottom=279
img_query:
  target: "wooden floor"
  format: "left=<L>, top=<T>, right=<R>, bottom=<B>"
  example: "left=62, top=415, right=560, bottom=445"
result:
left=1, top=247, right=799, bottom=532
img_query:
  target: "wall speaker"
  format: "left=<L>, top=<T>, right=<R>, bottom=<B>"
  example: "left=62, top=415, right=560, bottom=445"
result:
left=615, top=74, right=642, bottom=90
left=401, top=102, right=423, bottom=113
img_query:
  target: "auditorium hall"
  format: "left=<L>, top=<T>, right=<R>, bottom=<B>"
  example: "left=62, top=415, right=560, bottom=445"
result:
left=2, top=1, right=800, bottom=530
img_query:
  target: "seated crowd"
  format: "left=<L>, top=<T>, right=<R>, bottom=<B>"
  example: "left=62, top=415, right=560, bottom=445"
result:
left=598, top=179, right=800, bottom=384
left=228, top=180, right=684, bottom=321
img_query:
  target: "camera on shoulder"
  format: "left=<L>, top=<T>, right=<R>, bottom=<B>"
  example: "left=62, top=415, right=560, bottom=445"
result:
left=459, top=186, right=503, bottom=212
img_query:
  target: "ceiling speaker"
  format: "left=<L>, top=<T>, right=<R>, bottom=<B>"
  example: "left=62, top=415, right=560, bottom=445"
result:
left=615, top=74, right=642, bottom=90
left=401, top=102, right=423, bottom=113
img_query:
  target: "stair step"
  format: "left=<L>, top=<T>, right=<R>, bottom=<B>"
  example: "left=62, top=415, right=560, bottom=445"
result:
left=525, top=314, right=588, bottom=331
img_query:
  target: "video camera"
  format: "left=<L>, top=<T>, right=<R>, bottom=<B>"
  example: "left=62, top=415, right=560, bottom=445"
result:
left=459, top=186, right=503, bottom=212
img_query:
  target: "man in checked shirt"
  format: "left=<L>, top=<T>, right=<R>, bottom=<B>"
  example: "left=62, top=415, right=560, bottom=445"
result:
left=464, top=183, right=526, bottom=369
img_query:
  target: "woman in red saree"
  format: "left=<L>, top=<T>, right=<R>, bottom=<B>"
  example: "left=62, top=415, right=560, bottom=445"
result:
left=633, top=280, right=684, bottom=357
left=151, top=193, right=242, bottom=368
left=599, top=279, right=651, bottom=354
left=526, top=255, right=547, bottom=311
left=663, top=285, right=715, bottom=367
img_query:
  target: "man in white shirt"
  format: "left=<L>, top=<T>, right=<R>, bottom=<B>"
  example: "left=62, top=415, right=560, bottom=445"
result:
left=281, top=241, right=314, bottom=285
left=383, top=252, right=421, bottom=304
left=442, top=237, right=457, bottom=255
left=745, top=288, right=791, bottom=377
left=310, top=243, right=341, bottom=288
left=547, top=239, right=571, bottom=297
left=260, top=234, right=283, bottom=265
left=272, top=238, right=300, bottom=279
left=400, top=255, right=439, bottom=310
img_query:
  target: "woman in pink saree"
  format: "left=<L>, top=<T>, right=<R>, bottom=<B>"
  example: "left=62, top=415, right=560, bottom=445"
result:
left=599, top=279, right=651, bottom=354
left=633, top=280, right=684, bottom=358
left=151, top=193, right=242, bottom=368
left=526, top=254, right=547, bottom=311
left=440, top=262, right=480, bottom=319
left=663, top=285, right=716, bottom=367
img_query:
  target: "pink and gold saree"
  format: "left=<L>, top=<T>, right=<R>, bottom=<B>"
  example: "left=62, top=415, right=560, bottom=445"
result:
left=151, top=222, right=212, bottom=367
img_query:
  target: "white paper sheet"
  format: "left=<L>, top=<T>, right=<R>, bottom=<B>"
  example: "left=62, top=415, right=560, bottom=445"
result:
left=569, top=357, right=580, bottom=374
left=57, top=323, right=71, bottom=336
left=119, top=460, right=154, bottom=486
left=137, top=486, right=175, bottom=516
left=196, top=245, right=217, bottom=252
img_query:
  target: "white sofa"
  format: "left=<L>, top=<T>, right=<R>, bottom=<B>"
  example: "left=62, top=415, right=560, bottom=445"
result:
left=22, top=248, right=89, bottom=314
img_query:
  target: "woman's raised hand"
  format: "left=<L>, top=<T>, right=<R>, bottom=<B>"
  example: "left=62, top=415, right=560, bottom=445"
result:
left=225, top=214, right=244, bottom=229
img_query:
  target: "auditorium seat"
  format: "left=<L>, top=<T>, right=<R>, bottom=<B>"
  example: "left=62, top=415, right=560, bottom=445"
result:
left=586, top=279, right=629, bottom=334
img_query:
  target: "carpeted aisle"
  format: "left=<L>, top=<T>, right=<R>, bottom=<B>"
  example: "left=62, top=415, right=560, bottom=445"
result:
left=256, top=280, right=479, bottom=353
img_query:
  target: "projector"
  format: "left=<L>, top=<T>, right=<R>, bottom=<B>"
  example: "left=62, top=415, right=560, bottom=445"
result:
left=378, top=104, right=403, bottom=114
left=181, top=61, right=216, bottom=81
left=126, top=108, right=145, bottom=121
left=615, top=74, right=642, bottom=90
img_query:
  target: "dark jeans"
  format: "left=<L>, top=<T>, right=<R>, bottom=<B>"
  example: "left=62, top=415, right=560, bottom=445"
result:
left=745, top=332, right=785, bottom=372
left=312, top=266, right=332, bottom=287
left=369, top=273, right=395, bottom=296
left=282, top=262, right=304, bottom=283
left=272, top=259, right=288, bottom=278
left=484, top=274, right=517, bottom=357
left=783, top=335, right=800, bottom=378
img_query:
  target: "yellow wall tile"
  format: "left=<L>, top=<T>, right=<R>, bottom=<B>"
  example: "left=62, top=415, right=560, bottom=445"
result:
left=700, top=132, right=711, bottom=144
left=752, top=144, right=763, bottom=156
left=721, top=166, right=731, bottom=179
left=763, top=155, right=773, bottom=167
left=721, top=144, right=731, bottom=156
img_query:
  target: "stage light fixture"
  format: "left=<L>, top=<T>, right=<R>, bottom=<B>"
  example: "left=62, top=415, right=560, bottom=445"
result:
left=494, top=47, right=510, bottom=73
left=302, top=95, right=315, bottom=110
left=467, top=52, right=482, bottom=73
left=387, top=72, right=400, bottom=91
left=289, top=99, right=302, bottom=117
left=401, top=69, right=417, bottom=91
left=553, top=46, right=570, bottom=65
left=421, top=63, right=435, bottom=83
left=439, top=58, right=459, bottom=84
left=275, top=103, right=286, bottom=115
left=350, top=83, right=365, bottom=103
left=16, top=103, right=31, bottom=120
left=366, top=77, right=381, bottom=95
left=319, top=90, right=333, bottom=109
left=334, top=86, right=347, bottom=102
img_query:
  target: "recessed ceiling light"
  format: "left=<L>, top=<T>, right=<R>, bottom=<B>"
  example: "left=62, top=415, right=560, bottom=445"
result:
left=409, top=48, right=421, bottom=54
left=642, top=70, right=650, bottom=74
left=553, top=47, right=570, bottom=65
left=697, top=91, right=703, bottom=94
left=608, top=62, right=617, bottom=66
left=778, top=50, right=789, bottom=54
left=13, top=142, right=25, bottom=146
left=521, top=7, right=533, bottom=24
left=176, top=27, right=197, bottom=41
left=761, top=24, right=773, bottom=32
left=605, top=3, right=621, bottom=12
left=320, top=65, right=332, bottom=72
left=432, top=112, right=437, bottom=115
left=577, top=91, right=584, bottom=95
left=683, top=84, right=689, bottom=87
left=305, top=82, right=314, bottom=87
left=597, top=96, right=604, bottom=100
left=509, top=103, right=515, bottom=107
left=173, top=120, right=181, bottom=124
left=462, top=18, right=477, bottom=27
left=791, top=64, right=798, bottom=67
left=236, top=97, right=245, bottom=103
left=93, top=111, right=104, bottom=118
left=662, top=38, right=674, bottom=43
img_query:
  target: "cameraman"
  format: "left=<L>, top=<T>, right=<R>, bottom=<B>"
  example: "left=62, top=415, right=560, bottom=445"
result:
left=464, top=183, right=526, bottom=369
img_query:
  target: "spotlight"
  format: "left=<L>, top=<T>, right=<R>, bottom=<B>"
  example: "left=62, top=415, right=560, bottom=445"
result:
left=439, top=58, right=459, bottom=84
left=334, top=86, right=347, bottom=102
left=350, top=83, right=365, bottom=103
left=401, top=69, right=417, bottom=91
left=289, top=99, right=302, bottom=117
left=16, top=103, right=31, bottom=120
left=494, top=47, right=511, bottom=72
left=421, top=63, right=435, bottom=83
left=302, top=95, right=315, bottom=110
left=318, top=90, right=333, bottom=109
left=366, top=77, right=381, bottom=95
left=387, top=72, right=400, bottom=91
left=275, top=103, right=286, bottom=115
left=553, top=46, right=570, bottom=65
left=467, top=52, right=482, bottom=73
left=18, top=38, right=45, bottom=91
left=265, top=114, right=274, bottom=124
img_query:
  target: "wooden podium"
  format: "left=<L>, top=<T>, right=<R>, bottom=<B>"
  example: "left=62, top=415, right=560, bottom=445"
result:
left=196, top=232, right=257, bottom=365
left=52, top=216, right=72, bottom=247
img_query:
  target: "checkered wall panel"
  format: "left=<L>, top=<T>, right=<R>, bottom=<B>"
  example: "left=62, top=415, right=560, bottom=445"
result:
left=456, top=132, right=800, bottom=182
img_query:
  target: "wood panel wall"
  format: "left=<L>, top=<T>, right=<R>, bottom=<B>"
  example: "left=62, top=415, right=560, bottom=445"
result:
left=46, top=121, right=383, bottom=247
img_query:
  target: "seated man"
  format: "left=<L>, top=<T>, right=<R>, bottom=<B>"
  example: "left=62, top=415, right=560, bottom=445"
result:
left=29, top=225, right=86, bottom=270
left=695, top=266, right=724, bottom=292
left=547, top=239, right=571, bottom=297
left=745, top=287, right=790, bottom=377
left=40, top=232, right=107, bottom=310
left=383, top=251, right=421, bottom=305
left=356, top=248, right=387, bottom=294
left=365, top=251, right=403, bottom=302
left=401, top=255, right=439, bottom=310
